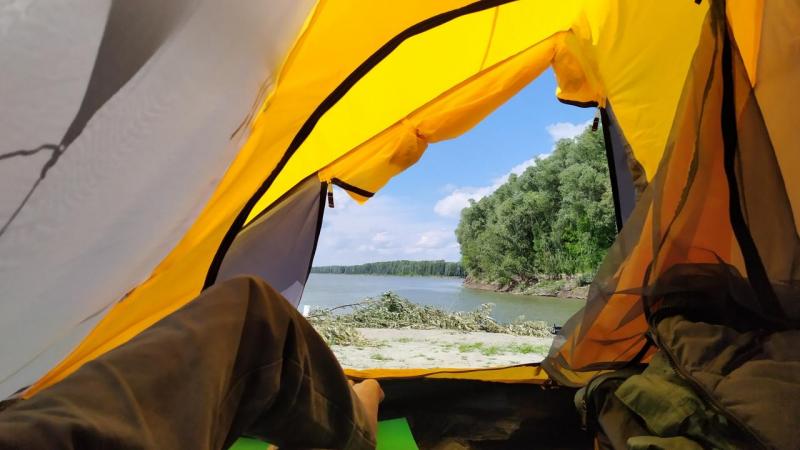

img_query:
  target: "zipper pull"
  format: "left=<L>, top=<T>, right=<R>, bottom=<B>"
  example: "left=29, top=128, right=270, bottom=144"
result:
left=591, top=108, right=600, bottom=132
left=327, top=181, right=334, bottom=208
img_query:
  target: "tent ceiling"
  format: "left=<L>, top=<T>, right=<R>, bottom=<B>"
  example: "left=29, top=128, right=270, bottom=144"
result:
left=13, top=0, right=754, bottom=399
left=248, top=0, right=583, bottom=220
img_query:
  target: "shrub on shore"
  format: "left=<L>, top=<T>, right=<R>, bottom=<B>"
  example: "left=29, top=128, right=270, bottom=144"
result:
left=307, top=291, right=552, bottom=345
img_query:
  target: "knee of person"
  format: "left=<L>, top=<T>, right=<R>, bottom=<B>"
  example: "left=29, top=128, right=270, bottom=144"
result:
left=215, top=275, right=274, bottom=296
left=215, top=275, right=296, bottom=314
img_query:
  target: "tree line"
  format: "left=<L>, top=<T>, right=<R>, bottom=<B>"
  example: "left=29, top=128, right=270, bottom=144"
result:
left=455, top=126, right=615, bottom=286
left=312, top=260, right=465, bottom=277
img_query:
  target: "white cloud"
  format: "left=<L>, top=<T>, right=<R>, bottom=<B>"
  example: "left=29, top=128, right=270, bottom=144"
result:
left=433, top=119, right=590, bottom=218
left=433, top=155, right=548, bottom=218
left=313, top=188, right=460, bottom=266
left=371, top=231, right=393, bottom=245
left=413, top=229, right=455, bottom=249
left=546, top=120, right=592, bottom=141
left=507, top=157, right=538, bottom=176
left=433, top=185, right=494, bottom=218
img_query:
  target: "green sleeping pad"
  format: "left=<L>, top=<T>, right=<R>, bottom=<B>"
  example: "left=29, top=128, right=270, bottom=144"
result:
left=229, top=417, right=418, bottom=450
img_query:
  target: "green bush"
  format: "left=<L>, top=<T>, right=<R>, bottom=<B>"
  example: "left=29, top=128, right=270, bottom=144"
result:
left=307, top=292, right=552, bottom=346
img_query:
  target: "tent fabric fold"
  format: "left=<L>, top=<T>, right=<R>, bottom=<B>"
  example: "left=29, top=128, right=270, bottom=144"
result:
left=546, top=0, right=800, bottom=385
left=0, top=0, right=317, bottom=399
left=3, top=0, right=794, bottom=410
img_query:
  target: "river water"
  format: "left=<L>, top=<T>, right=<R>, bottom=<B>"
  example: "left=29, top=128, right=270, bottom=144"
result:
left=300, top=273, right=584, bottom=325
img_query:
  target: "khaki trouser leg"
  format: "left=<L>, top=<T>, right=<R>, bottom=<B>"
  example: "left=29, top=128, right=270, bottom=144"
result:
left=0, top=276, right=374, bottom=450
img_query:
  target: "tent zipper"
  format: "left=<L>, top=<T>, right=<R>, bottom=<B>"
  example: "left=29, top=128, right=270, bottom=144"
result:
left=326, top=181, right=335, bottom=208
left=330, top=178, right=376, bottom=199
left=647, top=330, right=768, bottom=449
left=324, top=178, right=376, bottom=208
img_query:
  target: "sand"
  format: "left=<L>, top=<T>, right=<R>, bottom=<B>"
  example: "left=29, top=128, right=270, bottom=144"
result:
left=330, top=328, right=553, bottom=369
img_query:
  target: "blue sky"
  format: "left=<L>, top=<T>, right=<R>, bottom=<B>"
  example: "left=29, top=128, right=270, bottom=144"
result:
left=313, top=69, right=593, bottom=266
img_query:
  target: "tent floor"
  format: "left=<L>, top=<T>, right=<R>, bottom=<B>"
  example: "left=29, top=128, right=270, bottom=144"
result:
left=375, top=378, right=592, bottom=449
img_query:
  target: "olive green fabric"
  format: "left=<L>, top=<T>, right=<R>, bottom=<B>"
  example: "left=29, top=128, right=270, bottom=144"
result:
left=0, top=276, right=374, bottom=450
left=655, top=315, right=800, bottom=450
left=615, top=352, right=739, bottom=450
left=625, top=435, right=702, bottom=450
left=582, top=263, right=800, bottom=450
left=573, top=369, right=648, bottom=450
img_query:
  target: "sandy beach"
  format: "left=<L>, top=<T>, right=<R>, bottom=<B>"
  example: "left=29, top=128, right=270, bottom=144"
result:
left=331, top=328, right=553, bottom=369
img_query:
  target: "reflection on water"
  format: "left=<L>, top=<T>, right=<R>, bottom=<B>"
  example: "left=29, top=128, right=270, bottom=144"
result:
left=300, top=273, right=584, bottom=325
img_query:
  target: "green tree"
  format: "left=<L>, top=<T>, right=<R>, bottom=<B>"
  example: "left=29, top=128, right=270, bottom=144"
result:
left=455, top=126, right=615, bottom=284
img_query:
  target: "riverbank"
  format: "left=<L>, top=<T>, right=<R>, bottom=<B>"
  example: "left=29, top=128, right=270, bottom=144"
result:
left=308, top=292, right=557, bottom=368
left=306, top=290, right=561, bottom=369
left=302, top=273, right=584, bottom=325
left=332, top=328, right=552, bottom=369
left=464, top=276, right=590, bottom=300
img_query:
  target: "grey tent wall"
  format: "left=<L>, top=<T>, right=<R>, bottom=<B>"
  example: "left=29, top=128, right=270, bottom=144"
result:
left=0, top=0, right=316, bottom=399
left=216, top=176, right=326, bottom=306
left=601, top=104, right=639, bottom=229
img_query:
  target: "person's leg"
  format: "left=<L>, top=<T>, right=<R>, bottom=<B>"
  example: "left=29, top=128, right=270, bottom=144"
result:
left=0, top=276, right=376, bottom=450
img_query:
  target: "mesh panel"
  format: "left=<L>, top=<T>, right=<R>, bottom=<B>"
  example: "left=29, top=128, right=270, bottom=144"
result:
left=544, top=2, right=799, bottom=385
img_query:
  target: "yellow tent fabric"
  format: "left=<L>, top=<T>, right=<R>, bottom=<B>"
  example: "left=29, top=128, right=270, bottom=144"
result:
left=317, top=31, right=564, bottom=201
left=727, top=0, right=763, bottom=86
left=546, top=0, right=800, bottom=385
left=344, top=365, right=550, bottom=385
left=546, top=12, right=734, bottom=383
left=252, top=1, right=583, bottom=215
left=573, top=1, right=708, bottom=182
left=25, top=0, right=744, bottom=397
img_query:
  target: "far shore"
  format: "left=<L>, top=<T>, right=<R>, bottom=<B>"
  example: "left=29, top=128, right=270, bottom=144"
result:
left=332, top=328, right=553, bottom=369
left=310, top=271, right=590, bottom=300
left=311, top=272, right=464, bottom=279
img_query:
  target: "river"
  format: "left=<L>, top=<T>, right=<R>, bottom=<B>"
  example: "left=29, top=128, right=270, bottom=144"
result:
left=300, top=273, right=584, bottom=325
